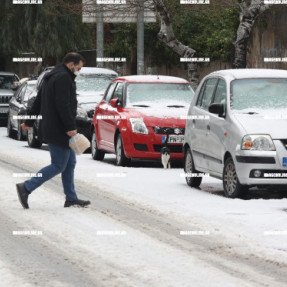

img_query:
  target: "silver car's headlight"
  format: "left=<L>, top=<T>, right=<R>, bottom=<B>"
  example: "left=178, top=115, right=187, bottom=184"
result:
left=77, top=106, right=88, bottom=118
left=129, top=118, right=149, bottom=134
left=241, top=135, right=276, bottom=151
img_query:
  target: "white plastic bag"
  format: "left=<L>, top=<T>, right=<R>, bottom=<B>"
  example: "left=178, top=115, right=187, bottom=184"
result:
left=69, top=133, right=90, bottom=155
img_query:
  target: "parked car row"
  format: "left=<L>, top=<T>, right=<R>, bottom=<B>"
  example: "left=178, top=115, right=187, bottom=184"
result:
left=7, top=79, right=37, bottom=140
left=0, top=71, right=20, bottom=125
left=6, top=67, right=118, bottom=148
left=5, top=67, right=287, bottom=198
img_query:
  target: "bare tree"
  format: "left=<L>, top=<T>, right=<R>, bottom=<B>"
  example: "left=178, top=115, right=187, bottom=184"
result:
left=233, top=0, right=270, bottom=68
left=46, top=0, right=199, bottom=88
left=152, top=0, right=198, bottom=89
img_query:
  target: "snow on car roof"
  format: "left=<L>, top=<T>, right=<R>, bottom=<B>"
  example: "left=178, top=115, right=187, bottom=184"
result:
left=0, top=71, right=17, bottom=76
left=80, top=67, right=118, bottom=75
left=115, top=75, right=189, bottom=83
left=209, top=69, right=287, bottom=79
left=27, top=80, right=37, bottom=85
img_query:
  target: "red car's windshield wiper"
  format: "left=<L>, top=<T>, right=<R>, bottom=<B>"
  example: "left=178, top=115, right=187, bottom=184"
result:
left=132, top=104, right=150, bottom=107
left=167, top=105, right=185, bottom=108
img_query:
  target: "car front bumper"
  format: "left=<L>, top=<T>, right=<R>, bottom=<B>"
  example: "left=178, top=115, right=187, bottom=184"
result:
left=234, top=140, right=287, bottom=185
left=121, top=129, right=184, bottom=160
left=0, top=105, right=9, bottom=121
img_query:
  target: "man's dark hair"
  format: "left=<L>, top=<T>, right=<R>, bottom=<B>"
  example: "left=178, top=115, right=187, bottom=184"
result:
left=62, top=52, right=86, bottom=65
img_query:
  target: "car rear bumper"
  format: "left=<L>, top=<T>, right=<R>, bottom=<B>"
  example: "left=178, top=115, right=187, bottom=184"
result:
left=76, top=116, right=92, bottom=140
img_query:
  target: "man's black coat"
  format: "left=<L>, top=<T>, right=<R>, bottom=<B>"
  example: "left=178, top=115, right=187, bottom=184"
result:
left=25, top=64, right=77, bottom=148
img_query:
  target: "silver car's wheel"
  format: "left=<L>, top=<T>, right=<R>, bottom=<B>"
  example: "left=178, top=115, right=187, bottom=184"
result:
left=17, top=122, right=26, bottom=141
left=224, top=161, right=237, bottom=194
left=27, top=126, right=42, bottom=148
left=7, top=116, right=15, bottom=138
left=91, top=129, right=105, bottom=160
left=184, top=148, right=202, bottom=187
left=223, top=157, right=248, bottom=198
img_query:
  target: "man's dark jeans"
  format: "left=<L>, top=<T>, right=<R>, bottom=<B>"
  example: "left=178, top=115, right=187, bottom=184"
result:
left=24, top=143, right=78, bottom=201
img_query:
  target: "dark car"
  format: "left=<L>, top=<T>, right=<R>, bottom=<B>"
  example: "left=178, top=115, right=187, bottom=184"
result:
left=0, top=71, right=20, bottom=125
left=27, top=66, right=118, bottom=149
left=26, top=67, right=53, bottom=148
left=7, top=80, right=37, bottom=140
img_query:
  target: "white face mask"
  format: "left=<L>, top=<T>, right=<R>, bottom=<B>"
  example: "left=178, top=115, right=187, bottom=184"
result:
left=74, top=70, right=80, bottom=77
left=72, top=65, right=80, bottom=76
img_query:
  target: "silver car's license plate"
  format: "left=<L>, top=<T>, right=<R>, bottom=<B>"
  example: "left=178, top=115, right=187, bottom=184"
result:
left=162, top=135, right=185, bottom=144
left=0, top=107, right=9, bottom=113
left=283, top=157, right=287, bottom=167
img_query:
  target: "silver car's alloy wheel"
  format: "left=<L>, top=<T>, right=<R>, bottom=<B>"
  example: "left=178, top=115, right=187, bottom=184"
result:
left=7, top=117, right=12, bottom=137
left=184, top=148, right=202, bottom=188
left=27, top=128, right=33, bottom=144
left=27, top=126, right=42, bottom=148
left=17, top=122, right=25, bottom=141
left=224, top=161, right=237, bottom=196
left=185, top=151, right=193, bottom=184
left=223, top=157, right=248, bottom=198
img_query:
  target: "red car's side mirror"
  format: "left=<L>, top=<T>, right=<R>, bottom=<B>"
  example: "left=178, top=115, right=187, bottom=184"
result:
left=110, top=98, right=119, bottom=108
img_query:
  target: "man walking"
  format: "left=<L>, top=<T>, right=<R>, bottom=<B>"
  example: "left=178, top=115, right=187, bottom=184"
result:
left=17, top=52, right=91, bottom=209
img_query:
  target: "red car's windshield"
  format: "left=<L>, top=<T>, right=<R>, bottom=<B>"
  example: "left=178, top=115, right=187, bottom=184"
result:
left=126, top=83, right=194, bottom=108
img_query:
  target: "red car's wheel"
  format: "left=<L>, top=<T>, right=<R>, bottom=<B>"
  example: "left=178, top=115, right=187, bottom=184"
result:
left=91, top=129, right=105, bottom=160
left=115, top=134, right=130, bottom=166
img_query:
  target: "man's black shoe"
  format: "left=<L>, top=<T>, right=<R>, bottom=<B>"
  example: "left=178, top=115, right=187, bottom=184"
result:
left=64, top=199, right=91, bottom=208
left=16, top=183, right=30, bottom=209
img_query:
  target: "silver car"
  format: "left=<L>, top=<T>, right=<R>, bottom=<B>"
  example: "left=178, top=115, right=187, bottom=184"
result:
left=183, top=69, right=287, bottom=198
left=0, top=71, right=20, bottom=124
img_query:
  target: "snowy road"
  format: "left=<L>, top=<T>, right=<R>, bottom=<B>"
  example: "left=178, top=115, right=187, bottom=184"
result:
left=1, top=128, right=287, bottom=287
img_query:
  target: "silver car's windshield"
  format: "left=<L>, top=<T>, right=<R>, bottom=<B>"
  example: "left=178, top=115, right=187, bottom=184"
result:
left=126, top=83, right=194, bottom=107
left=23, top=83, right=36, bottom=102
left=231, top=78, right=287, bottom=111
left=0, top=75, right=18, bottom=90
left=76, top=74, right=116, bottom=93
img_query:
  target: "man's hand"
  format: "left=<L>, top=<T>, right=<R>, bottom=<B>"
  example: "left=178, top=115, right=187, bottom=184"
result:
left=66, top=130, right=77, bottom=137
left=21, top=123, right=31, bottom=131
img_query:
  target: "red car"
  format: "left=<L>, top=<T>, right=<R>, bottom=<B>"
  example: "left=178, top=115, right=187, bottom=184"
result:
left=90, top=75, right=194, bottom=166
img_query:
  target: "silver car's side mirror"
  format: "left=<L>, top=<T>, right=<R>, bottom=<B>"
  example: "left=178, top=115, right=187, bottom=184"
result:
left=209, top=103, right=225, bottom=118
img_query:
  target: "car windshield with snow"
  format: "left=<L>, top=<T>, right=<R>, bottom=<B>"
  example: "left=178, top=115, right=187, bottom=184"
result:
left=231, top=78, right=287, bottom=112
left=126, top=83, right=193, bottom=108
left=75, top=67, right=118, bottom=139
left=91, top=75, right=194, bottom=166
left=0, top=72, right=20, bottom=124
left=183, top=69, right=287, bottom=198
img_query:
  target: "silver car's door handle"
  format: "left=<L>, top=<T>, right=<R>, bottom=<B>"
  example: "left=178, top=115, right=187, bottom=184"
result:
left=206, top=124, right=210, bottom=135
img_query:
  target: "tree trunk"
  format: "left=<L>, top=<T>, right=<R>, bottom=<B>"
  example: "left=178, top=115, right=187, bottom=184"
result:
left=232, top=0, right=270, bottom=68
left=153, top=0, right=199, bottom=90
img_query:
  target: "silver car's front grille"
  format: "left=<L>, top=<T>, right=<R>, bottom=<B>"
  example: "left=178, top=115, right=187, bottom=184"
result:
left=0, top=96, right=11, bottom=103
left=280, top=139, right=287, bottom=150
